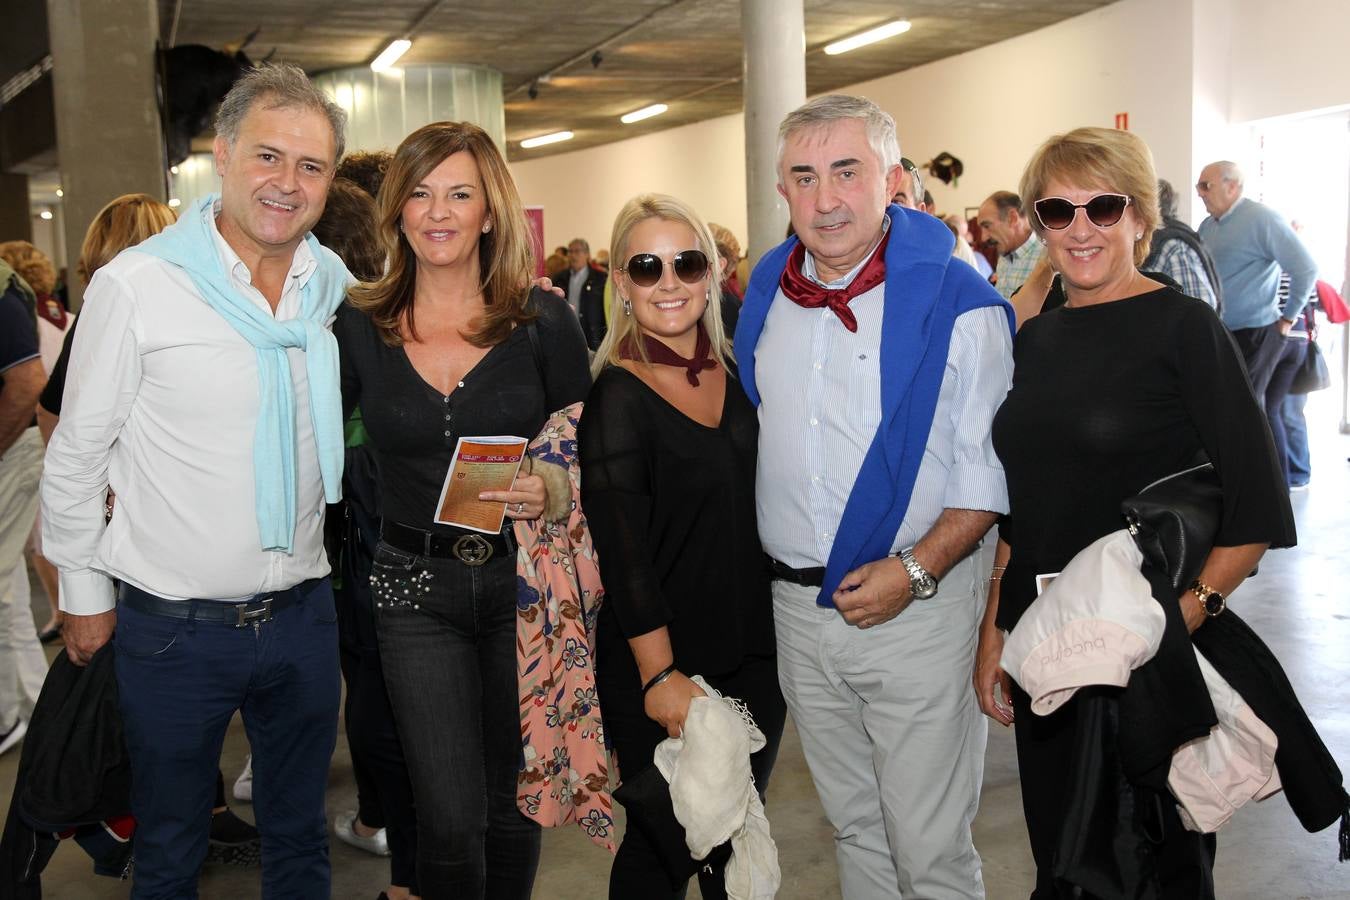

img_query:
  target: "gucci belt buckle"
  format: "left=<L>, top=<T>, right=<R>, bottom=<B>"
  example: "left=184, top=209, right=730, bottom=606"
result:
left=451, top=534, right=493, bottom=566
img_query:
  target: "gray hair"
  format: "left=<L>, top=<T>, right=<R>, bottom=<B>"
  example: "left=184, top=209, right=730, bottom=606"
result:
left=1213, top=160, right=1243, bottom=187
left=568, top=237, right=590, bottom=253
left=777, top=94, right=901, bottom=177
left=1157, top=178, right=1177, bottom=218
left=215, top=63, right=348, bottom=163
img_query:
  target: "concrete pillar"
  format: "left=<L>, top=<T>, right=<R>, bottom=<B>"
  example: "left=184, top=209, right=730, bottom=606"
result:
left=0, top=174, right=31, bottom=242
left=741, top=0, right=806, bottom=266
left=46, top=0, right=165, bottom=308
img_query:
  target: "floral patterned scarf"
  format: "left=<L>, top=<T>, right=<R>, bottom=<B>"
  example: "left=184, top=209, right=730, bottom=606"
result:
left=513, top=402, right=616, bottom=851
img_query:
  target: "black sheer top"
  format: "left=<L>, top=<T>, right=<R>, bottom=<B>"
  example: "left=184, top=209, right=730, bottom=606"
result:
left=991, top=287, right=1296, bottom=631
left=579, top=365, right=774, bottom=683
left=334, top=289, right=591, bottom=531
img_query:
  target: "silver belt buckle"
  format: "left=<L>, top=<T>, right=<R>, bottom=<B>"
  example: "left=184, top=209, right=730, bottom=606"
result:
left=451, top=534, right=493, bottom=566
left=235, top=597, right=274, bottom=627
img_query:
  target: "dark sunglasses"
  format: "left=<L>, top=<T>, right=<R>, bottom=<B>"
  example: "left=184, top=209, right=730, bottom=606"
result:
left=1033, top=193, right=1131, bottom=231
left=620, top=249, right=710, bottom=287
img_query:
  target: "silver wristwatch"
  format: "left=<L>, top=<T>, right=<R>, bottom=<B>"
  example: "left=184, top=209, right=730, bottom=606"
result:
left=897, top=546, right=938, bottom=599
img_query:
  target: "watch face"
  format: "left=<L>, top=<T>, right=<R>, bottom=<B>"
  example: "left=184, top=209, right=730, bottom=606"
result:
left=1203, top=592, right=1225, bottom=616
left=913, top=576, right=938, bottom=600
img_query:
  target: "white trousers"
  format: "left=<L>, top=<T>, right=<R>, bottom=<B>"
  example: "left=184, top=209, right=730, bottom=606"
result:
left=774, top=552, right=988, bottom=900
left=0, top=428, right=49, bottom=726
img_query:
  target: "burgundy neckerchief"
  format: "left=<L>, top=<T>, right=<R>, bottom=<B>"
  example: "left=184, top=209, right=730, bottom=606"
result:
left=619, top=325, right=717, bottom=386
left=778, top=226, right=890, bottom=332
left=36, top=293, right=68, bottom=330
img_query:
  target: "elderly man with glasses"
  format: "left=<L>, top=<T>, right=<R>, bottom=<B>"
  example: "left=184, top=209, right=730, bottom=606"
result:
left=1196, top=160, right=1317, bottom=408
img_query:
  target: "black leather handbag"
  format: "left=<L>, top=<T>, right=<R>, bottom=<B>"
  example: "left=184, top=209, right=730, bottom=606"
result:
left=1290, top=338, right=1331, bottom=394
left=1120, top=461, right=1223, bottom=591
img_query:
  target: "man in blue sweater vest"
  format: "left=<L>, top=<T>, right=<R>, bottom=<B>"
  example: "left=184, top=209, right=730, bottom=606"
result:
left=736, top=94, right=1014, bottom=899
left=1197, top=161, right=1317, bottom=408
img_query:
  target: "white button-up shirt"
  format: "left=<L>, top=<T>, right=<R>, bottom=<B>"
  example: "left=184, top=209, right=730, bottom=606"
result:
left=756, top=239, right=1013, bottom=569
left=41, top=215, right=333, bottom=613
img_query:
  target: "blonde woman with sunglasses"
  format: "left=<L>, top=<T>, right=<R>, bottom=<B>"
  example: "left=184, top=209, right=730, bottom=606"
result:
left=976, top=127, right=1295, bottom=897
left=579, top=193, right=784, bottom=899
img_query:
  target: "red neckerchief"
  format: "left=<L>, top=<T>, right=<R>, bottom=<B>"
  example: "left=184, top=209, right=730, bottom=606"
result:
left=619, top=324, right=717, bottom=386
left=778, top=227, right=890, bottom=332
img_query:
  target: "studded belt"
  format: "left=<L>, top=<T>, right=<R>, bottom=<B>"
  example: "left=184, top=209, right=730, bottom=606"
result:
left=380, top=520, right=511, bottom=567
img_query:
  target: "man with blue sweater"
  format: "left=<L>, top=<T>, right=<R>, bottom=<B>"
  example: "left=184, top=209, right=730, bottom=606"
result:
left=1197, top=161, right=1317, bottom=407
left=42, top=65, right=350, bottom=898
left=736, top=95, right=1014, bottom=899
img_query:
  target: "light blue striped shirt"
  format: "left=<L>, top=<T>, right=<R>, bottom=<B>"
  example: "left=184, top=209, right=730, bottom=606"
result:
left=755, top=245, right=1013, bottom=569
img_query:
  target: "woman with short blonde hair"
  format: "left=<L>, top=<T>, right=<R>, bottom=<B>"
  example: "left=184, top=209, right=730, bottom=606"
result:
left=1018, top=126, right=1162, bottom=267
left=77, top=193, right=178, bottom=284
left=977, top=126, right=1294, bottom=895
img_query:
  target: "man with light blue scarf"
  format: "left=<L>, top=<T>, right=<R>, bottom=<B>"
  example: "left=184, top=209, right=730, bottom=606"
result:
left=41, top=64, right=351, bottom=899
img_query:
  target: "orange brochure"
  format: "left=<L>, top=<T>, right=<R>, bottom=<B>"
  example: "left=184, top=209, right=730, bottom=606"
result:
left=434, top=435, right=529, bottom=534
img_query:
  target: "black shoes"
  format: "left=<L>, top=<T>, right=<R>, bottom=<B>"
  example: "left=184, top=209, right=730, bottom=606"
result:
left=204, top=808, right=261, bottom=868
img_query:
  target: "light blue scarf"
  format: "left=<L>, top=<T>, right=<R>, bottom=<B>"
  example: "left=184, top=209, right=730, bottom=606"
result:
left=133, top=195, right=349, bottom=553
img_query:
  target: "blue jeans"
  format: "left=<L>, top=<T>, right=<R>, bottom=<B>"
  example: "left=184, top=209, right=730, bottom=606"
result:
left=1282, top=392, right=1312, bottom=483
left=1264, top=336, right=1304, bottom=482
left=114, top=579, right=340, bottom=899
left=372, top=541, right=541, bottom=900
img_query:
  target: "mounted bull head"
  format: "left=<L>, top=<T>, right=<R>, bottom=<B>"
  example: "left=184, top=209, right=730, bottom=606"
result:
left=160, top=27, right=275, bottom=166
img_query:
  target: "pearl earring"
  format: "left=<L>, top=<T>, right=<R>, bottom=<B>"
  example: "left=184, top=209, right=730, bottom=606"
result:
left=482, top=222, right=491, bottom=233
left=621, top=297, right=632, bottom=316
left=1135, top=232, right=1143, bottom=240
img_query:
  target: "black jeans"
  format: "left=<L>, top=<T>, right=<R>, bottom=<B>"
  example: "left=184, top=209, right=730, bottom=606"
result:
left=372, top=540, right=540, bottom=900
left=1229, top=321, right=1287, bottom=412
left=600, top=654, right=786, bottom=900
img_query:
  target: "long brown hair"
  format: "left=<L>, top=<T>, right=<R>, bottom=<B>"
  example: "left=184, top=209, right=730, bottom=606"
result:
left=349, top=122, right=536, bottom=347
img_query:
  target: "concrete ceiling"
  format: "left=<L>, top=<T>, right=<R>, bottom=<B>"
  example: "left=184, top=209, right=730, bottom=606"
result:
left=163, top=0, right=1113, bottom=161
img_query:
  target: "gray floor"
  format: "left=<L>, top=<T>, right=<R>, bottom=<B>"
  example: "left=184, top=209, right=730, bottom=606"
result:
left=6, top=389, right=1349, bottom=899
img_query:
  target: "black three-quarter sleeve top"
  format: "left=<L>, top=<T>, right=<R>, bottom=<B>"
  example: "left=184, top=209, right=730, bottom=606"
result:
left=579, top=366, right=775, bottom=684
left=991, top=287, right=1296, bottom=632
left=333, top=288, right=592, bottom=531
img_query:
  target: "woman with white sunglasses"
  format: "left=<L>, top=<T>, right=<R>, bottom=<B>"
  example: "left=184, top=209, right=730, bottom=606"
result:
left=974, top=127, right=1294, bottom=897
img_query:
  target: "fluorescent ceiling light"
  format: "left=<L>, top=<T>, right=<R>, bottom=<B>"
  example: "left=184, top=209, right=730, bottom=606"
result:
left=370, top=39, right=412, bottom=72
left=168, top=198, right=182, bottom=208
left=824, top=20, right=911, bottom=55
left=620, top=103, right=668, bottom=125
left=520, top=130, right=574, bottom=149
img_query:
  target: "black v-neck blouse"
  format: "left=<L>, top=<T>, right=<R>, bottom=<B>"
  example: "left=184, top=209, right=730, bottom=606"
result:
left=334, top=288, right=591, bottom=531
left=578, top=364, right=775, bottom=681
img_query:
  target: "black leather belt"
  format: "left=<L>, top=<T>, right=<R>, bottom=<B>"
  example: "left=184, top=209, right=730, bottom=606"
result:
left=381, top=520, right=511, bottom=567
left=117, top=579, right=320, bottom=628
left=765, top=555, right=825, bottom=588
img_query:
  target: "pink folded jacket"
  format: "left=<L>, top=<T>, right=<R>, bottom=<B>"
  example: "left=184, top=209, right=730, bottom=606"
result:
left=1001, top=530, right=1280, bottom=833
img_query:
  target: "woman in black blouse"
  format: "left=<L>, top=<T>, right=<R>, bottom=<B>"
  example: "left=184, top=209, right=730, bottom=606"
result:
left=334, top=122, right=590, bottom=900
left=975, top=127, right=1295, bottom=897
left=579, top=194, right=784, bottom=899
